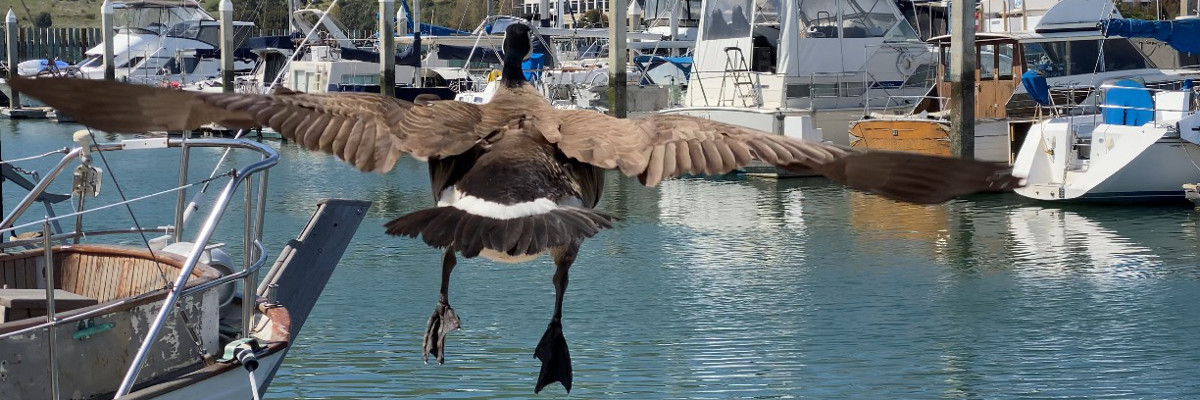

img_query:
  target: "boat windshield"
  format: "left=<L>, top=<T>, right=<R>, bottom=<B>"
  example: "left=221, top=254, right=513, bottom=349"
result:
left=113, top=3, right=212, bottom=35
left=1022, top=38, right=1154, bottom=78
left=793, top=0, right=918, bottom=41
left=702, top=0, right=754, bottom=40
left=78, top=54, right=103, bottom=68
left=643, top=0, right=703, bottom=24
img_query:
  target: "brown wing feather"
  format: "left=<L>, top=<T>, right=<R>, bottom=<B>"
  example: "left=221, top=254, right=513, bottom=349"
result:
left=9, top=76, right=488, bottom=173
left=549, top=111, right=1021, bottom=204
left=7, top=76, right=255, bottom=132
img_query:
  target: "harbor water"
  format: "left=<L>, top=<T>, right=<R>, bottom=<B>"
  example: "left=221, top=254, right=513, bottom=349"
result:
left=4, top=119, right=1200, bottom=398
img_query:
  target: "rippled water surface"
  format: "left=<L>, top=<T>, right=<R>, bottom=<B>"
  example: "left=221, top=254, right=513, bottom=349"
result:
left=5, top=120, right=1200, bottom=399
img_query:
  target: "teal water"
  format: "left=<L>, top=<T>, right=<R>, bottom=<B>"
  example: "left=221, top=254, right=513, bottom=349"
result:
left=5, top=119, right=1200, bottom=399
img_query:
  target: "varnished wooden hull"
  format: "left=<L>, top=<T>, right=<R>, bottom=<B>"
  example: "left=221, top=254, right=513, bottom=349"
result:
left=849, top=118, right=953, bottom=156
left=848, top=118, right=1013, bottom=162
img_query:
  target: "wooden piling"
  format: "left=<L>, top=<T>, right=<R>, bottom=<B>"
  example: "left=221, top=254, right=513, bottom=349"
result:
left=948, top=0, right=976, bottom=159
left=608, top=0, right=628, bottom=118
left=102, top=0, right=115, bottom=81
left=379, top=0, right=396, bottom=96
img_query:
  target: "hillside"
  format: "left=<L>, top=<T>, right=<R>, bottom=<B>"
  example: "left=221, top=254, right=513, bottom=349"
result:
left=0, top=0, right=103, bottom=28
left=0, top=0, right=509, bottom=32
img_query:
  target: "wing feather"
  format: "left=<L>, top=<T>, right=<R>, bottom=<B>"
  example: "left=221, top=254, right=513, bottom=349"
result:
left=7, top=77, right=488, bottom=173
left=549, top=110, right=1020, bottom=204
left=661, top=142, right=678, bottom=179
left=342, top=119, right=365, bottom=163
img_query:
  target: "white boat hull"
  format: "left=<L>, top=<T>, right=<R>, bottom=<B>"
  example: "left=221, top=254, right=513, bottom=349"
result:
left=1013, top=111, right=1200, bottom=202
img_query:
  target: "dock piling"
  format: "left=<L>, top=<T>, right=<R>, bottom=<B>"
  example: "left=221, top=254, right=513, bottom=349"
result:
left=220, top=0, right=234, bottom=92
left=6, top=9, right=19, bottom=109
left=101, top=0, right=115, bottom=81
left=608, top=0, right=628, bottom=118
left=379, top=0, right=396, bottom=97
left=948, top=0, right=976, bottom=159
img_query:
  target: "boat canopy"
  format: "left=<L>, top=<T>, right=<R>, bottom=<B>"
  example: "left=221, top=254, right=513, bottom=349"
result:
left=113, top=0, right=213, bottom=35
left=776, top=0, right=924, bottom=76
left=1102, top=18, right=1200, bottom=54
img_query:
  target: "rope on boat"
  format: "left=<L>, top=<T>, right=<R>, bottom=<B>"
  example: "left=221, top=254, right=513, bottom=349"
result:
left=0, top=171, right=234, bottom=237
left=0, top=147, right=70, bottom=165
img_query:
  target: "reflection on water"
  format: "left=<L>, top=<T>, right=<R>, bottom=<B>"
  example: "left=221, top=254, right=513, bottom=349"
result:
left=4, top=121, right=1200, bottom=398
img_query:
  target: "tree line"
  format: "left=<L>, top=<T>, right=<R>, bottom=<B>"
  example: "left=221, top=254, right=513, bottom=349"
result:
left=200, top=0, right=515, bottom=33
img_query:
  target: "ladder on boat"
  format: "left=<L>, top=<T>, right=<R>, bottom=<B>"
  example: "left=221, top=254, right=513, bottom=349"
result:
left=719, top=47, right=761, bottom=107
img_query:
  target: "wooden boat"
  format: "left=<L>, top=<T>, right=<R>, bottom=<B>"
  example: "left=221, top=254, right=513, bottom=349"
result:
left=0, top=131, right=370, bottom=399
left=848, top=0, right=1200, bottom=163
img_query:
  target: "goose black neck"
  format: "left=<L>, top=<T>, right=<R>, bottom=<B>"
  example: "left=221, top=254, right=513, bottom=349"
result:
left=502, top=52, right=527, bottom=88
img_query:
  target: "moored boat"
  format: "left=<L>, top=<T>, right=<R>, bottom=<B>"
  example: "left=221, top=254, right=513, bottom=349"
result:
left=0, top=131, right=370, bottom=398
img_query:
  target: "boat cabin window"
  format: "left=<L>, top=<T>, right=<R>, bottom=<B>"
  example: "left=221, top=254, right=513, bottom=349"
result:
left=980, top=44, right=996, bottom=79
left=702, top=0, right=753, bottom=40
left=978, top=43, right=1015, bottom=79
left=79, top=55, right=102, bottom=68
left=113, top=4, right=211, bottom=35
left=997, top=42, right=1015, bottom=79
left=883, top=21, right=923, bottom=43
left=1021, top=38, right=1152, bottom=78
left=160, top=56, right=201, bottom=75
left=165, top=20, right=203, bottom=40
left=120, top=56, right=145, bottom=69
left=795, top=0, right=910, bottom=39
left=644, top=0, right=702, bottom=26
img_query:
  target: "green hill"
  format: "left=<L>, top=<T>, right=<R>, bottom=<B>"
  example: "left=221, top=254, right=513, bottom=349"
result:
left=0, top=0, right=510, bottom=32
left=0, top=0, right=103, bottom=28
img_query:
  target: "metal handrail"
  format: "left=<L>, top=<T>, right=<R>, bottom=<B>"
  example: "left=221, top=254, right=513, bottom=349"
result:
left=0, top=227, right=173, bottom=249
left=2, top=138, right=277, bottom=235
left=0, top=136, right=279, bottom=398
left=115, top=139, right=277, bottom=397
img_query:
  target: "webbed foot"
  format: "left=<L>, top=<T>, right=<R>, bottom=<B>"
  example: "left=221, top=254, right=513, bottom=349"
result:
left=422, top=300, right=460, bottom=364
left=533, top=320, right=572, bottom=393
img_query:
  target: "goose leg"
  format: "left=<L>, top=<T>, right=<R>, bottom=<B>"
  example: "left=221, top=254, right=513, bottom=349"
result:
left=534, top=242, right=578, bottom=393
left=423, top=245, right=461, bottom=364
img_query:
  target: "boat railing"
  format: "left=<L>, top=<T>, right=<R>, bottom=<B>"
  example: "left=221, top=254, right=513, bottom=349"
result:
left=860, top=94, right=949, bottom=118
left=1094, top=83, right=1197, bottom=125
left=0, top=134, right=279, bottom=397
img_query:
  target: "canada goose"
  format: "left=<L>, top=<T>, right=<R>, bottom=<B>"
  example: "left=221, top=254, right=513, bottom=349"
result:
left=9, top=22, right=1020, bottom=394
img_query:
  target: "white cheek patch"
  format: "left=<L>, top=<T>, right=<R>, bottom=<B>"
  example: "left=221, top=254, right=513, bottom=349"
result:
left=452, top=195, right=558, bottom=219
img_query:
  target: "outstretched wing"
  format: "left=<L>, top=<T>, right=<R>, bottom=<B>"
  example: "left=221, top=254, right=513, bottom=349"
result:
left=552, top=111, right=845, bottom=185
left=8, top=76, right=488, bottom=173
left=550, top=111, right=1021, bottom=204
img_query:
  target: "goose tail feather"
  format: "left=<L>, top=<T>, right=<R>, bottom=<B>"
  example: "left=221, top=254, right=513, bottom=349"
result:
left=384, top=206, right=617, bottom=259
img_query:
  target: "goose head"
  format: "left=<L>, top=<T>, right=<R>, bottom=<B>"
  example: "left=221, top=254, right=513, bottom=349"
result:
left=503, top=23, right=533, bottom=62
left=501, top=23, right=534, bottom=87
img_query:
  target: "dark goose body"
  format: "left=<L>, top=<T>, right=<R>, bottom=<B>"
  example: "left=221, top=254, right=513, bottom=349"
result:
left=389, top=114, right=612, bottom=262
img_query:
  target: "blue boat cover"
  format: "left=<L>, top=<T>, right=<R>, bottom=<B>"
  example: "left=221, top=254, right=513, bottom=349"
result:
left=1102, top=18, right=1200, bottom=54
left=1102, top=79, right=1154, bottom=126
left=522, top=53, right=545, bottom=82
left=1021, top=69, right=1051, bottom=106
